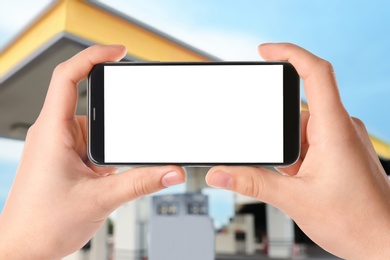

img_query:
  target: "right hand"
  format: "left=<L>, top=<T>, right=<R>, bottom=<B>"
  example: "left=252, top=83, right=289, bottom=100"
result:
left=206, top=43, right=390, bottom=259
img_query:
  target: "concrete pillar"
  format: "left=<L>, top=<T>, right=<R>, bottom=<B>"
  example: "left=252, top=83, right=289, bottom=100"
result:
left=266, top=204, right=294, bottom=258
left=185, top=167, right=210, bottom=192
left=113, top=167, right=211, bottom=260
left=235, top=214, right=256, bottom=255
left=63, top=250, right=89, bottom=260
left=89, top=220, right=108, bottom=260
left=114, top=201, right=140, bottom=260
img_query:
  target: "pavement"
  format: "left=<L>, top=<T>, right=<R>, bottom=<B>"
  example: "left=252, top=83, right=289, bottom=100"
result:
left=216, top=246, right=341, bottom=260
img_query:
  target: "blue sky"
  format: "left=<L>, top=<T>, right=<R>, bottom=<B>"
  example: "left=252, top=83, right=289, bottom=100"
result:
left=0, top=0, right=389, bottom=226
left=0, top=160, right=18, bottom=211
left=0, top=138, right=24, bottom=212
left=1, top=0, right=390, bottom=140
left=97, top=0, right=390, bottom=142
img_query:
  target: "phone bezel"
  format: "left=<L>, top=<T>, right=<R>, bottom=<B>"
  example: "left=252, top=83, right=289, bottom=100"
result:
left=88, top=61, right=300, bottom=166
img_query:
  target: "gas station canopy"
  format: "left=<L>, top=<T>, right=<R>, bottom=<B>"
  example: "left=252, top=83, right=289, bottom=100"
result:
left=0, top=0, right=214, bottom=140
left=0, top=0, right=389, bottom=160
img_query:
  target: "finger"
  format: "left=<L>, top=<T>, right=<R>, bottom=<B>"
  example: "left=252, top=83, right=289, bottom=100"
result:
left=206, top=166, right=298, bottom=210
left=300, top=110, right=309, bottom=147
left=86, top=161, right=118, bottom=176
left=299, top=110, right=310, bottom=159
left=258, top=43, right=349, bottom=122
left=94, top=166, right=186, bottom=210
left=41, top=45, right=127, bottom=122
left=76, top=115, right=87, bottom=143
left=74, top=115, right=118, bottom=174
left=275, top=111, right=310, bottom=176
left=72, top=115, right=88, bottom=159
left=276, top=158, right=302, bottom=176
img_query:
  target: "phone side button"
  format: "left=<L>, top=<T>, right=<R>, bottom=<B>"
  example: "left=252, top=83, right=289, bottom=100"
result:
left=93, top=107, right=96, bottom=121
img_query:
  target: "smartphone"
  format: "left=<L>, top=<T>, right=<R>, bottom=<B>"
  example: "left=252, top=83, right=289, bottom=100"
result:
left=87, top=61, right=300, bottom=166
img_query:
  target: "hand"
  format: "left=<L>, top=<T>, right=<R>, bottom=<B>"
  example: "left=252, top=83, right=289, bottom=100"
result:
left=206, top=43, right=390, bottom=259
left=0, top=45, right=186, bottom=259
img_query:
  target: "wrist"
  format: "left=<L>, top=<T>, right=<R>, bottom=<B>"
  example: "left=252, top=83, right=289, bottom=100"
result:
left=0, top=213, right=55, bottom=260
left=366, top=229, right=390, bottom=259
left=354, top=210, right=390, bottom=259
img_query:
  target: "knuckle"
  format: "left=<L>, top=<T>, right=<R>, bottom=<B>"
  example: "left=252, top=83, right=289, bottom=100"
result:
left=243, top=174, right=265, bottom=201
left=351, top=116, right=364, bottom=127
left=318, top=59, right=335, bottom=74
left=26, top=124, right=35, bottom=138
left=53, top=62, right=66, bottom=76
left=132, top=177, right=150, bottom=198
left=351, top=117, right=368, bottom=132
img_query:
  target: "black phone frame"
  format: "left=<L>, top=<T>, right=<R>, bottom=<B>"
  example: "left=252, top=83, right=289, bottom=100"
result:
left=88, top=61, right=300, bottom=166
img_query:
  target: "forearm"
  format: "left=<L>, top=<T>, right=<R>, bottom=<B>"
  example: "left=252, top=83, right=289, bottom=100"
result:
left=357, top=213, right=390, bottom=259
left=0, top=214, right=57, bottom=260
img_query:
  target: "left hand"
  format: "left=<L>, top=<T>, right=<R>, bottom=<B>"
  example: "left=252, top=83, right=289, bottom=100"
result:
left=0, top=45, right=186, bottom=259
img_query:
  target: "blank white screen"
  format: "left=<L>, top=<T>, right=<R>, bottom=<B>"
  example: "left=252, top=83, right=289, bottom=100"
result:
left=104, top=64, right=283, bottom=163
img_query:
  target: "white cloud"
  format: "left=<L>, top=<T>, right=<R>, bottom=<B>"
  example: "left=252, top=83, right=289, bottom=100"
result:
left=0, top=138, right=24, bottom=163
left=178, top=28, right=265, bottom=61
left=98, top=0, right=267, bottom=61
left=202, top=188, right=234, bottom=229
left=0, top=0, right=52, bottom=49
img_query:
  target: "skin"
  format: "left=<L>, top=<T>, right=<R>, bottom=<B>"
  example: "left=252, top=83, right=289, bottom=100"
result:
left=1, top=43, right=389, bottom=259
left=0, top=45, right=186, bottom=259
left=206, top=43, right=390, bottom=259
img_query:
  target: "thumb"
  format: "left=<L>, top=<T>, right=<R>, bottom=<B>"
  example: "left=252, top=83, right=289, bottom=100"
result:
left=41, top=45, right=127, bottom=122
left=206, top=166, right=297, bottom=210
left=93, top=166, right=186, bottom=211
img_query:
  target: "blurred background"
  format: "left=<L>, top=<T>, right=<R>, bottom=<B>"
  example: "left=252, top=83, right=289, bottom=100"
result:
left=1, top=1, right=389, bottom=259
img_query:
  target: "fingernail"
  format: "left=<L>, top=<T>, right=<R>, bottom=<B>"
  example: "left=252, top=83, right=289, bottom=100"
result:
left=208, top=171, right=233, bottom=190
left=107, top=44, right=125, bottom=48
left=161, top=171, right=185, bottom=187
left=259, top=42, right=275, bottom=48
left=107, top=44, right=127, bottom=54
